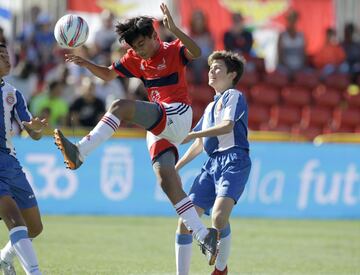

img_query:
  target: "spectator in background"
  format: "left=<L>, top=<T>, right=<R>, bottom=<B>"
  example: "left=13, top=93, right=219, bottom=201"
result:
left=313, top=28, right=346, bottom=76
left=92, top=53, right=127, bottom=108
left=15, top=7, right=42, bottom=83
left=44, top=63, right=76, bottom=104
left=188, top=10, right=214, bottom=85
left=67, top=45, right=95, bottom=84
left=30, top=80, right=69, bottom=127
left=94, top=76, right=127, bottom=109
left=341, top=23, right=360, bottom=82
left=34, top=13, right=57, bottom=78
left=223, top=12, right=253, bottom=57
left=18, top=5, right=41, bottom=43
left=277, top=10, right=306, bottom=75
left=4, top=59, right=38, bottom=102
left=69, top=77, right=105, bottom=127
left=94, top=10, right=117, bottom=53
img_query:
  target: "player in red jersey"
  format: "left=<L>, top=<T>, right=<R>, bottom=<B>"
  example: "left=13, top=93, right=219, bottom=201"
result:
left=54, top=3, right=219, bottom=264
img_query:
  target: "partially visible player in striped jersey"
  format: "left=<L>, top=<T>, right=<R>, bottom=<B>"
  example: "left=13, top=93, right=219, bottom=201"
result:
left=0, top=43, right=47, bottom=275
left=175, top=51, right=252, bottom=275
left=53, top=3, right=219, bottom=264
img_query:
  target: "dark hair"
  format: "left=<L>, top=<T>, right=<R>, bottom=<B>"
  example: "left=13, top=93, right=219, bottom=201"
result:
left=0, top=43, right=6, bottom=48
left=48, top=80, right=63, bottom=91
left=115, top=16, right=155, bottom=46
left=208, top=50, right=245, bottom=86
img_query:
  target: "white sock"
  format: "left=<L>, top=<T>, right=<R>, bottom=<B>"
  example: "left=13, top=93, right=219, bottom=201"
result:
left=175, top=233, right=193, bottom=275
left=9, top=226, right=41, bottom=275
left=78, top=112, right=120, bottom=158
left=0, top=241, right=16, bottom=263
left=215, top=224, right=231, bottom=271
left=174, top=197, right=208, bottom=242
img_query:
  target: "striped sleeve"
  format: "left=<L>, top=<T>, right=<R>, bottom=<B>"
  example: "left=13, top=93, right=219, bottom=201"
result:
left=222, top=90, right=243, bottom=121
left=112, top=52, right=137, bottom=78
left=14, top=90, right=32, bottom=125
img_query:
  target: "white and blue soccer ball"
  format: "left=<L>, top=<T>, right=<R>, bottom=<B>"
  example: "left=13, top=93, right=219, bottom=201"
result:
left=54, top=14, right=89, bottom=49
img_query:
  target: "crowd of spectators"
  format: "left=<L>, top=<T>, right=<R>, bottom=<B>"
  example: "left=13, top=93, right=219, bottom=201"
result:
left=1, top=6, right=360, bottom=139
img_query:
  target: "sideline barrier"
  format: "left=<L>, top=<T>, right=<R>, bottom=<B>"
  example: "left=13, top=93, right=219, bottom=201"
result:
left=314, top=133, right=360, bottom=145
left=13, top=137, right=360, bottom=219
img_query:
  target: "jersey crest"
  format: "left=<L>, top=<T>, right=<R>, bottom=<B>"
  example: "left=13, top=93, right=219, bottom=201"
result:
left=6, top=93, right=15, bottom=105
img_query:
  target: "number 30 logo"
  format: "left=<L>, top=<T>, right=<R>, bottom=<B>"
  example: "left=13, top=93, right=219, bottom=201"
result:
left=23, top=154, right=78, bottom=199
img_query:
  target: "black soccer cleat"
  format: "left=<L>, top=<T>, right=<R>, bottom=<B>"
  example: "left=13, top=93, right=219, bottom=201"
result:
left=54, top=129, right=83, bottom=170
left=199, top=228, right=220, bottom=265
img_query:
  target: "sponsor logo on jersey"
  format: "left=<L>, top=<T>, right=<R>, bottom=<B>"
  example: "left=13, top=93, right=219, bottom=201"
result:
left=150, top=90, right=160, bottom=102
left=157, top=58, right=167, bottom=70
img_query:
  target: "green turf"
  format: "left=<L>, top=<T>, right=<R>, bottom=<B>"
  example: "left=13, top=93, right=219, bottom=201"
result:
left=1, top=216, right=359, bottom=275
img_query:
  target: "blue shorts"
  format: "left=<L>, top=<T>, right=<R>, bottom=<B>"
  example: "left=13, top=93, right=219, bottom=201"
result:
left=0, top=152, right=37, bottom=209
left=189, top=148, right=251, bottom=214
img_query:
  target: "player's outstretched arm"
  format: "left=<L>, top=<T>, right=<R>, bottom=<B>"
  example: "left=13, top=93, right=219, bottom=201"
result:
left=22, top=117, right=48, bottom=140
left=175, top=137, right=203, bottom=171
left=65, top=54, right=118, bottom=81
left=188, top=120, right=234, bottom=140
left=160, top=3, right=201, bottom=59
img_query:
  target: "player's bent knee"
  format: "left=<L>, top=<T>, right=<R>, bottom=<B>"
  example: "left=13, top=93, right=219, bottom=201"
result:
left=28, top=223, right=43, bottom=238
left=212, top=214, right=229, bottom=230
left=109, top=99, right=135, bottom=120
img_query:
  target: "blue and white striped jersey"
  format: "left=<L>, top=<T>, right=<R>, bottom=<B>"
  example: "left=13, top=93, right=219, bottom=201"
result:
left=0, top=79, right=32, bottom=156
left=193, top=88, right=249, bottom=156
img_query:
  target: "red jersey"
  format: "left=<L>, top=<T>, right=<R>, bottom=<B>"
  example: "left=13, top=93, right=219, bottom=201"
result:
left=112, top=39, right=191, bottom=105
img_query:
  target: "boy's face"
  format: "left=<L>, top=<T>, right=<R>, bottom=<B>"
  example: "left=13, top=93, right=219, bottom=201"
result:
left=208, top=59, right=235, bottom=92
left=0, top=46, right=10, bottom=77
left=130, top=32, right=159, bottom=59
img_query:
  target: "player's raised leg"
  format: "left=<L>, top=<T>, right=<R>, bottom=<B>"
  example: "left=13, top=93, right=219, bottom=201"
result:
left=54, top=99, right=138, bottom=169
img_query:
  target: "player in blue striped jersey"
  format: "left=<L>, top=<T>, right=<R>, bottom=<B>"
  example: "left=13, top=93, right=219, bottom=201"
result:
left=175, top=51, right=251, bottom=275
left=0, top=43, right=47, bottom=275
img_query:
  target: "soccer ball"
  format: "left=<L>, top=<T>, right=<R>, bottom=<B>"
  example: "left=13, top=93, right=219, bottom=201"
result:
left=54, top=14, right=89, bottom=49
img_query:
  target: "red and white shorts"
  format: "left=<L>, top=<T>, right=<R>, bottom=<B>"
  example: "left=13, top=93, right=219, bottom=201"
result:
left=147, top=102, right=192, bottom=162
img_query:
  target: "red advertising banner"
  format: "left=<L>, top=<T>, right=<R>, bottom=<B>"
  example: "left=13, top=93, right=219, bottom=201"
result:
left=179, top=0, right=334, bottom=54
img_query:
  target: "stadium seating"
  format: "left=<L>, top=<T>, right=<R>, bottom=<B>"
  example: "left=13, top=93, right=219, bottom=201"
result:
left=312, top=85, right=342, bottom=108
left=293, top=71, right=320, bottom=90
left=343, top=90, right=360, bottom=108
left=263, top=70, right=289, bottom=88
left=248, top=104, right=270, bottom=130
left=238, top=71, right=260, bottom=87
left=281, top=85, right=312, bottom=107
left=268, top=105, right=302, bottom=131
left=250, top=83, right=280, bottom=106
left=187, top=61, right=358, bottom=140
left=331, top=107, right=360, bottom=132
left=324, top=73, right=350, bottom=91
left=300, top=106, right=332, bottom=128
left=188, top=84, right=214, bottom=105
left=248, top=56, right=266, bottom=74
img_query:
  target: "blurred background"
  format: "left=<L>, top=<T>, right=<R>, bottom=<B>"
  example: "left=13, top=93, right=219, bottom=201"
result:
left=0, top=0, right=359, bottom=218
left=0, top=1, right=359, bottom=274
left=1, top=0, right=360, bottom=140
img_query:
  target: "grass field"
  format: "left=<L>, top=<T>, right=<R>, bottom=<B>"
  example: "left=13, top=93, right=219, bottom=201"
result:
left=1, top=216, right=359, bottom=275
